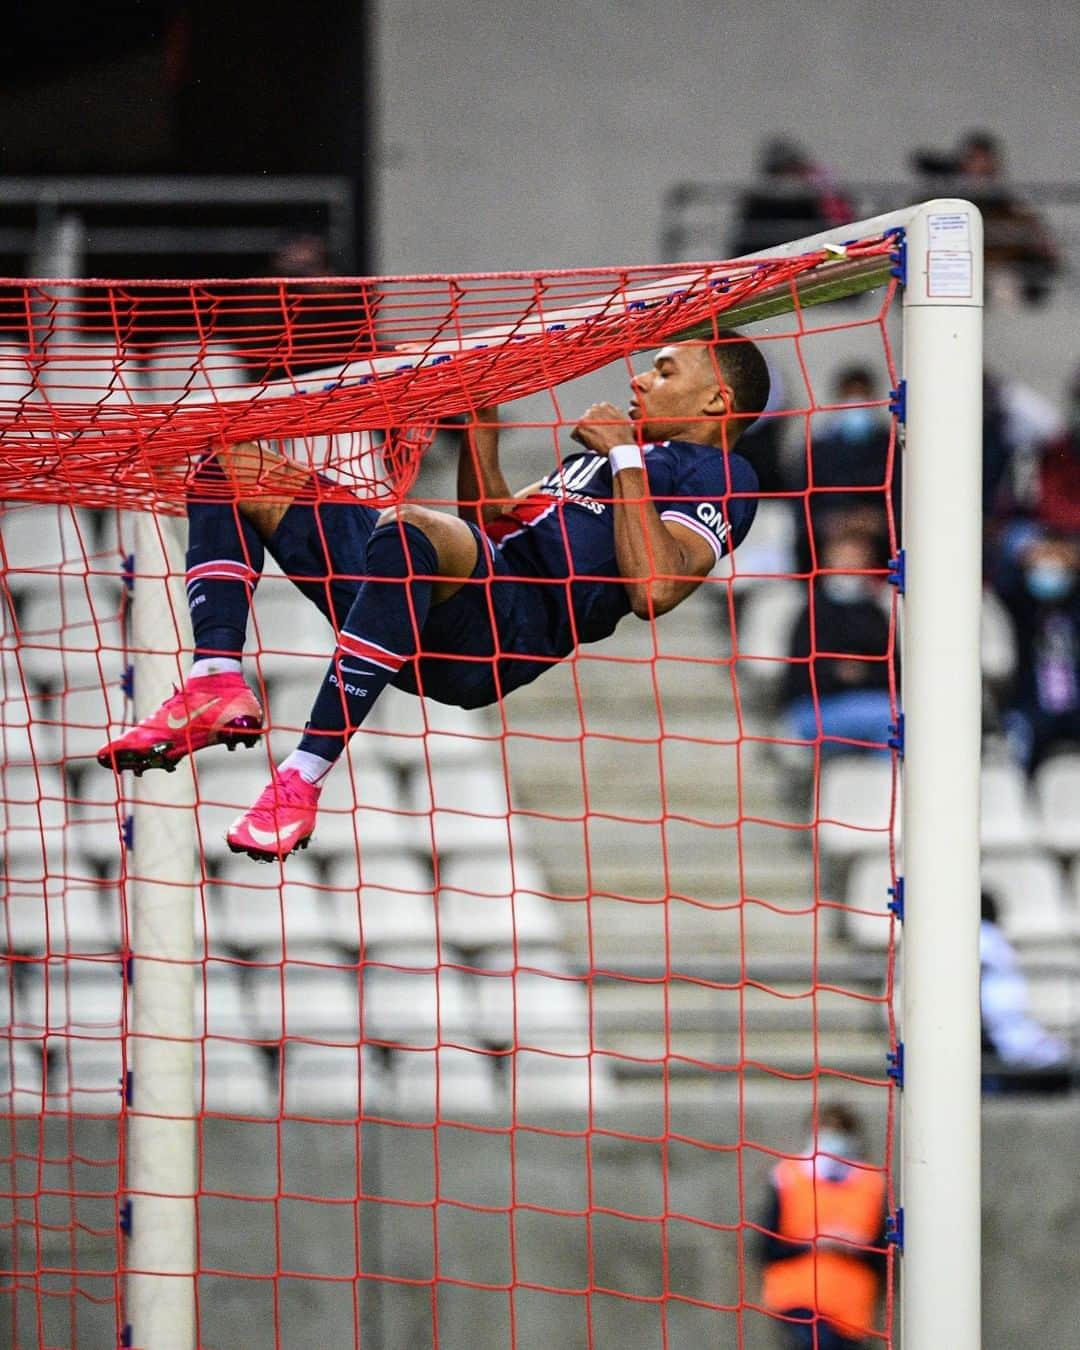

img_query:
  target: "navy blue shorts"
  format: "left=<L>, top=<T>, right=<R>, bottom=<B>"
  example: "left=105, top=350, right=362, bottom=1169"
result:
left=267, top=501, right=568, bottom=709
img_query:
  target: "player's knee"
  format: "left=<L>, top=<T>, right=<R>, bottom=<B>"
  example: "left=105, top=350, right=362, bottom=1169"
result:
left=375, top=503, right=441, bottom=538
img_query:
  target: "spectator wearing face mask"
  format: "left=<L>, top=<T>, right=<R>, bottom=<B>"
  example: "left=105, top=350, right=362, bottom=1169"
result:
left=782, top=532, right=896, bottom=757
left=757, top=1104, right=888, bottom=1350
left=992, top=530, right=1080, bottom=771
left=794, top=365, right=899, bottom=575
left=980, top=889, right=1070, bottom=1089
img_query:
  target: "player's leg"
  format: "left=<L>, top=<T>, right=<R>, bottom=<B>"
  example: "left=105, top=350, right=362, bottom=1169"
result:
left=97, top=440, right=330, bottom=775
left=226, top=504, right=478, bottom=861
left=96, top=445, right=282, bottom=773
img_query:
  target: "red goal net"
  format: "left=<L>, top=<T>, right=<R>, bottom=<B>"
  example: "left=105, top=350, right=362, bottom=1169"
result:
left=2, top=241, right=900, bottom=1349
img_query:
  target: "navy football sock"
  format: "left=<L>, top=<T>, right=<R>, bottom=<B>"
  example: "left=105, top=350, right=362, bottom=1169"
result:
left=185, top=455, right=264, bottom=660
left=298, top=520, right=439, bottom=762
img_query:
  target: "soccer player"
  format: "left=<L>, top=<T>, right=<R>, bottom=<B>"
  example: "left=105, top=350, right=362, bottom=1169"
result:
left=98, top=333, right=769, bottom=860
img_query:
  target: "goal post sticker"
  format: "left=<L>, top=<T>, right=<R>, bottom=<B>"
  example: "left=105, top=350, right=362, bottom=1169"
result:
left=927, top=211, right=973, bottom=297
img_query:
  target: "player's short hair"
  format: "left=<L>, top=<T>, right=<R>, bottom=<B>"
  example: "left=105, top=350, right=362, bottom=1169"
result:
left=710, top=330, right=771, bottom=421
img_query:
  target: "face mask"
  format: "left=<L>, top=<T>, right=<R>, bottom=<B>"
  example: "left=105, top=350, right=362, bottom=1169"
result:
left=822, top=575, right=875, bottom=604
left=810, top=1129, right=862, bottom=1162
left=1025, top=562, right=1074, bottom=603
left=833, top=406, right=879, bottom=442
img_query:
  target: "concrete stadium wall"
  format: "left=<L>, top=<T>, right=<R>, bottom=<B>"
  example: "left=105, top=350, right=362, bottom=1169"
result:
left=374, top=0, right=1080, bottom=276
left=4, top=1097, right=1078, bottom=1347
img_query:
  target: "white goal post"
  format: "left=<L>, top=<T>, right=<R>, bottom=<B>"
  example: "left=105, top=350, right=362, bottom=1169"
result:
left=121, top=199, right=982, bottom=1349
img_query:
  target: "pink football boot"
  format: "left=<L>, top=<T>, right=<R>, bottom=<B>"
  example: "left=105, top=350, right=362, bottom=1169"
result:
left=225, top=767, right=320, bottom=862
left=97, top=672, right=263, bottom=775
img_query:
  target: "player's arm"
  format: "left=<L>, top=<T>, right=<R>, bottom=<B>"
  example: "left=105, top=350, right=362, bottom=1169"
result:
left=457, top=407, right=519, bottom=526
left=572, top=402, right=715, bottom=619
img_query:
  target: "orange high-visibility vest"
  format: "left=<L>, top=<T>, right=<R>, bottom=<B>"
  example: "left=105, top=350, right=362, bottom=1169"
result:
left=760, top=1158, right=886, bottom=1337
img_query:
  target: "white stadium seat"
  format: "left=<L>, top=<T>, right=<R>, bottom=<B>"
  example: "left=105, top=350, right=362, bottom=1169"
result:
left=472, top=948, right=590, bottom=1052
left=197, top=1039, right=275, bottom=1117
left=4, top=874, right=120, bottom=956
left=251, top=956, right=360, bottom=1044
left=980, top=588, right=1017, bottom=687
left=817, top=756, right=896, bottom=860
left=843, top=854, right=897, bottom=950
left=404, top=762, right=527, bottom=858
left=732, top=580, right=807, bottom=699
left=0, top=1038, right=44, bottom=1114
left=361, top=686, right=495, bottom=770
left=323, top=853, right=436, bottom=953
left=362, top=957, right=474, bottom=1047
left=38, top=338, right=144, bottom=408
left=196, top=961, right=257, bottom=1040
left=0, top=341, right=36, bottom=402
left=716, top=498, right=797, bottom=586
left=1033, top=753, right=1080, bottom=855
left=981, top=854, right=1073, bottom=943
left=437, top=853, right=562, bottom=952
left=390, top=1045, right=496, bottom=1116
left=211, top=853, right=329, bottom=956
left=981, top=760, right=1039, bottom=854
left=281, top=1041, right=386, bottom=1117
left=140, top=341, right=245, bottom=404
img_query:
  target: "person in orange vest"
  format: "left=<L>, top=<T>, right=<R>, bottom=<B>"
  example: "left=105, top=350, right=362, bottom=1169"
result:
left=757, top=1104, right=888, bottom=1349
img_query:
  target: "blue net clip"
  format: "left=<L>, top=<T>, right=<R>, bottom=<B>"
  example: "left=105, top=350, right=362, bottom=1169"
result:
left=121, top=554, right=135, bottom=593
left=666, top=289, right=688, bottom=302
left=547, top=323, right=567, bottom=332
left=124, top=1069, right=134, bottom=1108
left=887, top=876, right=905, bottom=922
left=627, top=300, right=648, bottom=313
left=886, top=1207, right=905, bottom=1249
left=122, top=814, right=134, bottom=850
left=886, top=1041, right=905, bottom=1088
left=321, top=380, right=341, bottom=392
left=709, top=277, right=731, bottom=292
left=431, top=354, right=451, bottom=365
left=886, top=226, right=907, bottom=284
left=395, top=362, right=414, bottom=372
left=887, top=549, right=905, bottom=594
left=120, top=1324, right=134, bottom=1347
left=889, top=379, right=907, bottom=424
left=888, top=713, right=905, bottom=758
left=358, top=375, right=373, bottom=385
left=120, top=664, right=135, bottom=699
left=119, top=1198, right=133, bottom=1237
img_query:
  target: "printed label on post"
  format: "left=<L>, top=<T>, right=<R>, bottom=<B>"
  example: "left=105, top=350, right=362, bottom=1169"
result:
left=928, top=213, right=971, bottom=249
left=927, top=250, right=973, bottom=298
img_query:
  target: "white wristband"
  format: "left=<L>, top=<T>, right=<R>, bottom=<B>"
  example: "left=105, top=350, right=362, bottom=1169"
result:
left=609, top=443, right=645, bottom=475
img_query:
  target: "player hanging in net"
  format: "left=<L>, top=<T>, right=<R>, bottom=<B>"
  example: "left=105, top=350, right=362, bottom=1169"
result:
left=97, top=333, right=769, bottom=860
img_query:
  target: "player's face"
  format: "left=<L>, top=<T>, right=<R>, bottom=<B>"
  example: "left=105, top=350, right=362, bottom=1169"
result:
left=628, top=345, right=729, bottom=443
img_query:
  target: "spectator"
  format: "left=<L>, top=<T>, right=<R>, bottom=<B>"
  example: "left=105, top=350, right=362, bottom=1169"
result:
left=782, top=531, right=895, bottom=757
left=794, top=364, right=897, bottom=575
left=730, top=137, right=855, bottom=258
left=757, top=1103, right=888, bottom=1350
left=1030, top=365, right=1080, bottom=536
left=910, top=130, right=1059, bottom=305
left=984, top=367, right=1065, bottom=525
left=981, top=889, right=1070, bottom=1091
left=992, top=529, right=1080, bottom=771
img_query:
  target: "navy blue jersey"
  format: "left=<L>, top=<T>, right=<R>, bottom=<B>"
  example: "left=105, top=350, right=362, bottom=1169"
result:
left=485, top=439, right=759, bottom=651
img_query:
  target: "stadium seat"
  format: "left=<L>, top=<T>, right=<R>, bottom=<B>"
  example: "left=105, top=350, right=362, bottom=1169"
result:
left=248, top=568, right=335, bottom=667
left=250, top=955, right=360, bottom=1044
left=52, top=679, right=127, bottom=767
left=0, top=680, right=58, bottom=767
left=16, top=577, right=126, bottom=691
left=0, top=764, right=68, bottom=843
left=843, top=854, right=897, bottom=950
left=389, top=1045, right=497, bottom=1116
left=196, top=961, right=258, bottom=1040
left=0, top=503, right=90, bottom=578
left=981, top=854, right=1073, bottom=943
left=140, top=341, right=245, bottom=404
left=437, top=853, right=562, bottom=952
left=211, top=853, right=330, bottom=956
left=981, top=760, right=1039, bottom=853
left=281, top=1042, right=386, bottom=1117
left=197, top=1039, right=275, bottom=1117
left=324, top=854, right=439, bottom=957
left=716, top=498, right=797, bottom=587
left=1023, top=968, right=1079, bottom=1034
left=4, top=874, right=120, bottom=956
left=508, top=1047, right=610, bottom=1116
left=980, top=587, right=1017, bottom=688
left=362, top=957, right=474, bottom=1048
left=0, top=1037, right=44, bottom=1115
left=471, top=948, right=590, bottom=1052
left=731, top=580, right=807, bottom=701
left=817, top=756, right=896, bottom=860
left=361, top=686, right=495, bottom=770
left=319, top=760, right=417, bottom=857
left=404, top=762, right=528, bottom=857
left=0, top=341, right=36, bottom=403
left=1033, top=753, right=1080, bottom=855
left=38, top=338, right=144, bottom=408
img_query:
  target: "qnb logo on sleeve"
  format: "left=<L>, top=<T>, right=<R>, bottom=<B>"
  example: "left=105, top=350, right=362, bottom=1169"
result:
left=696, top=501, right=731, bottom=541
